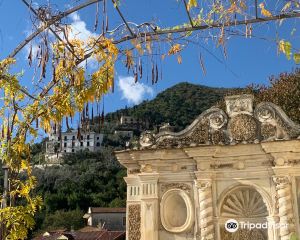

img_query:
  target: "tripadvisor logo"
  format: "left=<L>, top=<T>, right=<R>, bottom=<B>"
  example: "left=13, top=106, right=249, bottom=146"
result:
left=225, top=219, right=239, bottom=233
left=225, top=218, right=289, bottom=232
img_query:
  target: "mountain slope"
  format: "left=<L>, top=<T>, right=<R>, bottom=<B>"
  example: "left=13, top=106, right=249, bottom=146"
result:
left=108, top=82, right=233, bottom=131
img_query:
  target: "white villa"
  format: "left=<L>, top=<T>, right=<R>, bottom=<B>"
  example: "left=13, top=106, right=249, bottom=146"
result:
left=45, top=127, right=104, bottom=163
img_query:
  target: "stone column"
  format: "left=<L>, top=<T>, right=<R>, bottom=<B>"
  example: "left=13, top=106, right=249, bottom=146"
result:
left=273, top=176, right=296, bottom=240
left=139, top=174, right=159, bottom=240
left=195, top=179, right=214, bottom=240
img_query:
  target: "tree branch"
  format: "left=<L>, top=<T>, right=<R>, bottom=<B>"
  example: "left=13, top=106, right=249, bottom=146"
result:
left=8, top=0, right=102, bottom=58
left=77, top=11, right=300, bottom=65
left=111, top=0, right=135, bottom=36
left=21, top=0, right=81, bottom=61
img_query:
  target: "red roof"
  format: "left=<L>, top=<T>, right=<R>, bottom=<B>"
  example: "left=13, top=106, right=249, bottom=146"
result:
left=90, top=207, right=126, bottom=213
left=32, top=230, right=125, bottom=240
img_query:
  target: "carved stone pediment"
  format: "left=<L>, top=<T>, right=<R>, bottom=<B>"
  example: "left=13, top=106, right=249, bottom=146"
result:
left=139, top=95, right=300, bottom=149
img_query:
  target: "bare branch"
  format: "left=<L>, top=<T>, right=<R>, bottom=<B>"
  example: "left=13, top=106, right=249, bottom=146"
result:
left=77, top=11, right=300, bottom=65
left=111, top=0, right=135, bottom=36
left=8, top=0, right=102, bottom=58
left=21, top=0, right=81, bottom=61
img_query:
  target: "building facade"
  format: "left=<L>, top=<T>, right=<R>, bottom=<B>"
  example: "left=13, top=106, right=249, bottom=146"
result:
left=83, top=207, right=126, bottom=231
left=46, top=128, right=104, bottom=162
left=115, top=95, right=300, bottom=240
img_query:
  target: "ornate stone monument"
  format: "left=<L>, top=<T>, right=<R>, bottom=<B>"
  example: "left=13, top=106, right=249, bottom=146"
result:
left=115, top=95, right=300, bottom=240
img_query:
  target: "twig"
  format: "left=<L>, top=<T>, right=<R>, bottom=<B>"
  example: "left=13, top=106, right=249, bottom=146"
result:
left=183, top=0, right=194, bottom=27
left=8, top=0, right=102, bottom=58
left=111, top=0, right=135, bottom=36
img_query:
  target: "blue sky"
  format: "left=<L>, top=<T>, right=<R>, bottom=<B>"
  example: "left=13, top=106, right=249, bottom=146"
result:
left=0, top=0, right=299, bottom=114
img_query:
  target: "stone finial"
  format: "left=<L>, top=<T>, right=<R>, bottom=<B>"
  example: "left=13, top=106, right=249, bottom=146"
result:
left=225, top=94, right=254, bottom=117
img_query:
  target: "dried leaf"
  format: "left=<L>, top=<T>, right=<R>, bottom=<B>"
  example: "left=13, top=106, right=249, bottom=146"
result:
left=177, top=55, right=182, bottom=64
left=155, top=64, right=159, bottom=83
left=28, top=45, right=32, bottom=67
left=199, top=53, right=206, bottom=76
left=168, top=44, right=182, bottom=55
left=187, top=0, right=197, bottom=11
left=259, top=3, right=272, bottom=17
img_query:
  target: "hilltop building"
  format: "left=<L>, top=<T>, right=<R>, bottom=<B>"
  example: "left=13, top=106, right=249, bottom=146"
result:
left=116, top=94, right=300, bottom=240
left=45, top=125, right=104, bottom=163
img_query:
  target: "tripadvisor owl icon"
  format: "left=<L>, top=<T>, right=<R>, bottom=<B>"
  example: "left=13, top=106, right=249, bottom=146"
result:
left=225, top=219, right=239, bottom=233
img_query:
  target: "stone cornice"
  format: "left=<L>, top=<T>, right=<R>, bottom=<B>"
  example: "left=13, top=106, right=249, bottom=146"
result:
left=115, top=140, right=300, bottom=173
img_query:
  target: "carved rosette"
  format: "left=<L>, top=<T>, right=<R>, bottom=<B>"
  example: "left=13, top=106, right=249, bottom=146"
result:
left=272, top=176, right=295, bottom=239
left=228, top=114, right=257, bottom=142
left=195, top=180, right=214, bottom=240
left=128, top=204, right=141, bottom=240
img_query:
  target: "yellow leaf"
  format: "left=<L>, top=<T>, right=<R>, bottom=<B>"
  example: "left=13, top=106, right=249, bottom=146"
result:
left=282, top=1, right=291, bottom=12
left=168, top=44, right=182, bottom=55
left=187, top=0, right=197, bottom=11
left=259, top=3, right=272, bottom=17
left=294, top=53, right=300, bottom=64
left=279, top=40, right=292, bottom=60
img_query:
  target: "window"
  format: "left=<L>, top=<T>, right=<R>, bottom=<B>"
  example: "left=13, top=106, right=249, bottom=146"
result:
left=97, top=136, right=99, bottom=140
left=87, top=142, right=90, bottom=146
left=58, top=137, right=60, bottom=141
left=64, top=150, right=66, bottom=153
left=72, top=149, right=75, bottom=152
left=57, top=143, right=60, bottom=147
left=64, top=136, right=67, bottom=141
left=123, top=217, right=126, bottom=226
left=80, top=142, right=83, bottom=147
left=64, top=142, right=67, bottom=147
left=87, top=135, right=90, bottom=140
left=72, top=142, right=75, bottom=147
left=81, top=136, right=83, bottom=140
left=96, top=142, right=100, bottom=147
left=72, top=136, right=75, bottom=140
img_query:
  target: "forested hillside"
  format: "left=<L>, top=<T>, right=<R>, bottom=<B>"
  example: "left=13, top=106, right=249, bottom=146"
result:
left=107, top=82, right=232, bottom=131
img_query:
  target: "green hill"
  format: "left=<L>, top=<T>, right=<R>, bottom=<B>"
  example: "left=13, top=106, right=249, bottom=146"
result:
left=107, top=82, right=232, bottom=131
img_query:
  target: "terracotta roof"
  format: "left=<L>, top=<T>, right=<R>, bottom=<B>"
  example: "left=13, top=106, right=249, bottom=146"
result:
left=77, top=226, right=102, bottom=232
left=33, top=230, right=125, bottom=240
left=90, top=207, right=126, bottom=213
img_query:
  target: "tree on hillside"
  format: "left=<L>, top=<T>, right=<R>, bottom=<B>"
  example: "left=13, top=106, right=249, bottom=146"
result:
left=1, top=0, right=300, bottom=239
left=252, top=69, right=300, bottom=123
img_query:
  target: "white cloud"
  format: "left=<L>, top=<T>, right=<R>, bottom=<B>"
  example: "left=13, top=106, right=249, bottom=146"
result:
left=118, top=76, right=154, bottom=105
left=24, top=12, right=98, bottom=69
left=68, top=12, right=97, bottom=42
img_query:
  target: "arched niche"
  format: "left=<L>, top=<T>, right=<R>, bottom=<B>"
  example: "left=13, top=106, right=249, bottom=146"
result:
left=219, top=185, right=270, bottom=240
left=160, top=189, right=194, bottom=233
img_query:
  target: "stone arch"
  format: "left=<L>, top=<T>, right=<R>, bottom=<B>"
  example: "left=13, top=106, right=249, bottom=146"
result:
left=218, top=184, right=273, bottom=240
left=218, top=182, right=273, bottom=217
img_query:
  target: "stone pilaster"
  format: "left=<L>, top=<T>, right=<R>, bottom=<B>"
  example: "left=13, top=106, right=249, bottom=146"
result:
left=195, top=179, right=214, bottom=240
left=273, top=176, right=296, bottom=240
left=139, top=174, right=159, bottom=240
left=124, top=176, right=142, bottom=240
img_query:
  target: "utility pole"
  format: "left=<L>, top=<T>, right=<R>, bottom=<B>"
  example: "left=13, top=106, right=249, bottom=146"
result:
left=1, top=164, right=9, bottom=240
